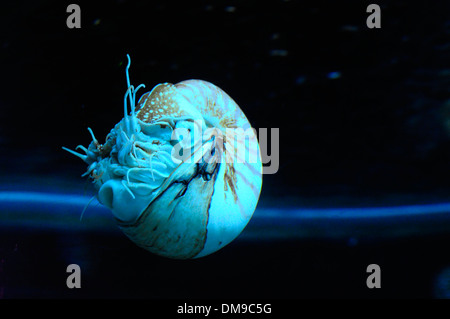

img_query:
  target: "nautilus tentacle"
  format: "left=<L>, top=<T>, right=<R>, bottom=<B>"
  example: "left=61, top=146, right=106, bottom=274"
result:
left=63, top=55, right=262, bottom=259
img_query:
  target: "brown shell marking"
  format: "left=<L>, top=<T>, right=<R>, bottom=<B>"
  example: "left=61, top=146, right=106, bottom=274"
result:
left=224, top=164, right=238, bottom=202
left=136, top=83, right=185, bottom=123
left=175, top=80, right=244, bottom=129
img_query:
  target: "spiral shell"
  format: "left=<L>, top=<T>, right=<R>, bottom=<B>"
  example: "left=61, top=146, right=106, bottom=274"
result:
left=63, top=55, right=262, bottom=259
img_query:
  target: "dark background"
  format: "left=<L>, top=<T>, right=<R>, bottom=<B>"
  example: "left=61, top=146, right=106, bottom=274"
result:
left=0, top=0, right=449, bottom=299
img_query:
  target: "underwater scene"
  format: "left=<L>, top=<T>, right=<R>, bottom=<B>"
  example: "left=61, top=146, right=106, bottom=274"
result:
left=0, top=0, right=449, bottom=300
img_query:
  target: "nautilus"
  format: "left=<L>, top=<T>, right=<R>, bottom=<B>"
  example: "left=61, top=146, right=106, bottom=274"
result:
left=63, top=55, right=262, bottom=259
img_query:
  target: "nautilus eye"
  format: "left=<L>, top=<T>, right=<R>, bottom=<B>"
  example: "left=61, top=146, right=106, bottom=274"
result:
left=63, top=55, right=262, bottom=259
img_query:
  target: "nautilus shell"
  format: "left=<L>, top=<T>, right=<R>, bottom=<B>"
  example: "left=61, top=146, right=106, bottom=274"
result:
left=63, top=55, right=262, bottom=259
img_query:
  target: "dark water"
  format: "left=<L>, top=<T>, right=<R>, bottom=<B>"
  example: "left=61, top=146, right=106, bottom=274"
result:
left=0, top=0, right=449, bottom=299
